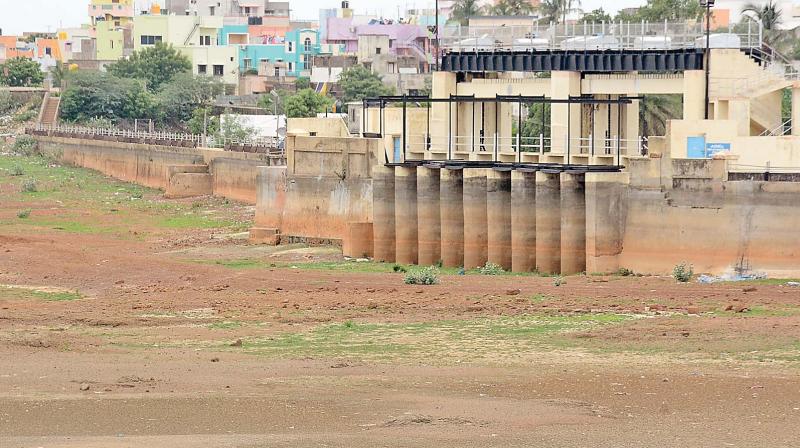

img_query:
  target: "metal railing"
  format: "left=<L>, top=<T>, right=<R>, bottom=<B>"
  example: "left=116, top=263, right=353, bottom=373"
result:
left=440, top=20, right=763, bottom=53
left=397, top=132, right=647, bottom=163
left=759, top=118, right=793, bottom=136
left=26, top=124, right=283, bottom=155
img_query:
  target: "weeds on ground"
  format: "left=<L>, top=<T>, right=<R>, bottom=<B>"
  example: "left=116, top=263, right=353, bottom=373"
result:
left=617, top=267, right=635, bottom=276
left=21, top=178, right=37, bottom=192
left=553, top=276, right=565, bottom=287
left=673, top=262, right=693, bottom=283
left=404, top=266, right=439, bottom=285
left=11, top=135, right=38, bottom=156
left=392, top=264, right=407, bottom=273
left=10, top=164, right=24, bottom=176
left=478, top=261, right=505, bottom=275
left=17, top=208, right=31, bottom=219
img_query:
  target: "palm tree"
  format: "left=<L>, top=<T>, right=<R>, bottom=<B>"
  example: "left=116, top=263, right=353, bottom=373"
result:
left=537, top=0, right=562, bottom=23
left=742, top=1, right=787, bottom=49
left=490, top=0, right=536, bottom=16
left=639, top=95, right=682, bottom=138
left=536, top=0, right=581, bottom=24
left=450, top=0, right=484, bottom=25
left=742, top=1, right=782, bottom=30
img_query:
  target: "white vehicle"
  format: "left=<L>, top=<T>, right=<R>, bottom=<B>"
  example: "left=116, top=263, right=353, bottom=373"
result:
left=560, top=34, right=621, bottom=51
left=694, top=33, right=741, bottom=49
left=452, top=36, right=495, bottom=52
left=511, top=38, right=550, bottom=51
left=633, top=35, right=672, bottom=50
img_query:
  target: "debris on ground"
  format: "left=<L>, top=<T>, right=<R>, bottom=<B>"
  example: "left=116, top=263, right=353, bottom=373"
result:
left=697, top=273, right=767, bottom=284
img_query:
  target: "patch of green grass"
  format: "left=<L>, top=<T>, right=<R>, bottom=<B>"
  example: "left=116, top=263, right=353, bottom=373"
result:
left=161, top=313, right=635, bottom=362
left=208, top=321, right=243, bottom=330
left=159, top=214, right=241, bottom=230
left=0, top=286, right=83, bottom=302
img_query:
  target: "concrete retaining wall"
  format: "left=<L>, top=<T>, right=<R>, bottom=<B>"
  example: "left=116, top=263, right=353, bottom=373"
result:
left=34, top=135, right=278, bottom=204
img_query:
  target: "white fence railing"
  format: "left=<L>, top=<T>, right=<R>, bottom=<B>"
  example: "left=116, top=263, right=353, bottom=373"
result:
left=440, top=20, right=762, bottom=53
left=26, top=124, right=283, bottom=154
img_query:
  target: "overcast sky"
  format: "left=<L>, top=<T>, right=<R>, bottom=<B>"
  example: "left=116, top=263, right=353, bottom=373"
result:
left=0, top=0, right=646, bottom=35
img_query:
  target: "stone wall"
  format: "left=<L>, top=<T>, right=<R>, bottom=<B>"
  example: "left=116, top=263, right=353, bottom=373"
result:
left=33, top=135, right=279, bottom=205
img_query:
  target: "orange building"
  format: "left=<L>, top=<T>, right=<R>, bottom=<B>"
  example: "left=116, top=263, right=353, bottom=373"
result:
left=36, top=38, right=63, bottom=62
left=0, top=36, right=34, bottom=61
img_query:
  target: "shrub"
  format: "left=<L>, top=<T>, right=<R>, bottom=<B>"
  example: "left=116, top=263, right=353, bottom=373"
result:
left=11, top=135, right=38, bottom=156
left=403, top=266, right=439, bottom=285
left=478, top=261, right=505, bottom=275
left=17, top=208, right=31, bottom=219
left=673, top=262, right=693, bottom=283
left=10, top=164, right=24, bottom=176
left=617, top=267, right=635, bottom=276
left=21, top=179, right=37, bottom=193
left=13, top=109, right=37, bottom=123
left=553, top=276, right=565, bottom=287
left=0, top=90, right=19, bottom=114
left=392, top=264, right=407, bottom=273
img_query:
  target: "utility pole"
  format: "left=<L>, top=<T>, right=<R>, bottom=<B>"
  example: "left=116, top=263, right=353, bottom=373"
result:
left=701, top=0, right=715, bottom=120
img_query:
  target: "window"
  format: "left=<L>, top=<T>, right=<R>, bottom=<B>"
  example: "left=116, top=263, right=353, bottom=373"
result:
left=243, top=58, right=252, bottom=69
left=209, top=6, right=215, bottom=15
left=304, top=37, right=312, bottom=52
left=213, top=65, right=224, bottom=76
left=389, top=39, right=393, bottom=48
left=274, top=67, right=280, bottom=77
left=140, top=35, right=162, bottom=45
left=45, top=47, right=52, bottom=56
left=200, top=35, right=212, bottom=46
left=375, top=47, right=381, bottom=55
left=198, top=64, right=207, bottom=74
left=287, top=41, right=293, bottom=52
left=302, top=54, right=309, bottom=70
left=288, top=62, right=293, bottom=72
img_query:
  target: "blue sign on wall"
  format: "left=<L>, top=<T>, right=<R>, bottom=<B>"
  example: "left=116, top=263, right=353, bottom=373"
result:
left=706, top=142, right=731, bottom=157
left=687, top=136, right=706, bottom=158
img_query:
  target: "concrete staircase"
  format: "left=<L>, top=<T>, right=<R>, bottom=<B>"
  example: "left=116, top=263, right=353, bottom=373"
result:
left=38, top=94, right=60, bottom=126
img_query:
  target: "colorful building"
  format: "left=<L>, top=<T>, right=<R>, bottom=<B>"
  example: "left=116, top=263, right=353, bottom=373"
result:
left=89, top=0, right=135, bottom=60
left=234, top=29, right=343, bottom=78
left=0, top=36, right=34, bottom=63
left=133, top=14, right=239, bottom=86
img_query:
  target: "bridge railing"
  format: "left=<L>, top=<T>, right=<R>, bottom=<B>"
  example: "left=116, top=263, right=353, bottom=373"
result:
left=440, top=20, right=762, bottom=53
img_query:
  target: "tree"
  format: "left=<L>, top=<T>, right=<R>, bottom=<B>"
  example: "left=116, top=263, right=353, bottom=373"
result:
left=579, top=8, right=612, bottom=24
left=258, top=89, right=290, bottom=115
left=640, top=95, right=682, bottom=137
left=283, top=88, right=334, bottom=118
left=295, top=77, right=311, bottom=90
left=188, top=107, right=219, bottom=135
left=337, top=66, right=394, bottom=107
left=158, top=73, right=224, bottom=124
left=742, top=1, right=788, bottom=48
left=537, top=0, right=563, bottom=23
left=60, top=71, right=156, bottom=122
left=107, top=42, right=191, bottom=92
left=0, top=57, right=44, bottom=87
left=217, top=113, right=255, bottom=141
left=619, top=0, right=703, bottom=22
left=490, top=0, right=535, bottom=16
left=450, top=0, right=484, bottom=25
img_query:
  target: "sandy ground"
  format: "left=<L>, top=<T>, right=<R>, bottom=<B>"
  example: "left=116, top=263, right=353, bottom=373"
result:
left=1, top=154, right=799, bottom=447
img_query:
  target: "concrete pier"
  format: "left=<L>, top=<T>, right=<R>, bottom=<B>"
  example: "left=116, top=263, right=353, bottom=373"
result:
left=417, top=166, right=441, bottom=266
left=463, top=168, right=488, bottom=270
left=487, top=169, right=512, bottom=270
left=440, top=168, right=464, bottom=267
left=585, top=172, right=628, bottom=273
left=394, top=166, right=418, bottom=264
left=560, top=172, right=586, bottom=275
left=535, top=171, right=561, bottom=274
left=372, top=166, right=396, bottom=262
left=511, top=170, right=536, bottom=272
